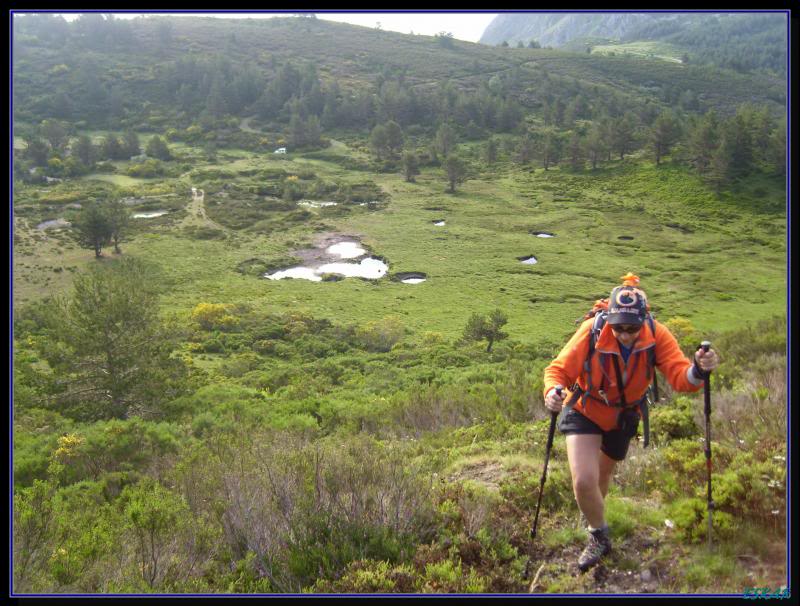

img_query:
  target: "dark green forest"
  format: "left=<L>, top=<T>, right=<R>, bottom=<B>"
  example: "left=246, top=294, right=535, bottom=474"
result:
left=12, top=13, right=788, bottom=595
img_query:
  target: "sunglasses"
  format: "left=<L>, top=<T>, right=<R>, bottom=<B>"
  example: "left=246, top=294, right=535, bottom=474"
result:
left=611, top=324, right=642, bottom=334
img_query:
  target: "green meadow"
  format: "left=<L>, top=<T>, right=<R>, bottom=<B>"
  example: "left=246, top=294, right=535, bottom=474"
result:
left=15, top=141, right=786, bottom=341
left=590, top=41, right=685, bottom=64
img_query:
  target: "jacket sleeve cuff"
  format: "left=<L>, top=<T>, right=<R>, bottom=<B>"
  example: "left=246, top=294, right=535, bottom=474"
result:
left=687, top=365, right=705, bottom=386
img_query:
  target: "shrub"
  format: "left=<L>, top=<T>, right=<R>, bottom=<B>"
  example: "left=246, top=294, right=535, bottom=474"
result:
left=650, top=395, right=698, bottom=443
left=177, top=431, right=437, bottom=591
left=356, top=316, right=405, bottom=353
left=190, top=302, right=240, bottom=331
left=666, top=497, right=735, bottom=544
left=47, top=418, right=184, bottom=486
left=310, top=560, right=416, bottom=593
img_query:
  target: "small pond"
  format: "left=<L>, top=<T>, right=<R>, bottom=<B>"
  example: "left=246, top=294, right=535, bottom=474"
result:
left=394, top=272, right=427, bottom=284
left=532, top=231, right=555, bottom=238
left=326, top=242, right=365, bottom=259
left=518, top=255, right=538, bottom=265
left=297, top=200, right=337, bottom=208
left=265, top=239, right=388, bottom=282
left=36, top=218, right=71, bottom=230
left=133, top=210, right=170, bottom=219
left=433, top=220, right=446, bottom=226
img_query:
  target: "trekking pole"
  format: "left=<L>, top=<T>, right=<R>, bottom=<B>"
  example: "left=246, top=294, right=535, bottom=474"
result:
left=700, top=341, right=714, bottom=550
left=531, top=386, right=561, bottom=541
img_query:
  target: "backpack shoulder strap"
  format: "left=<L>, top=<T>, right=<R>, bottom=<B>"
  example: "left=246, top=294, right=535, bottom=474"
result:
left=582, top=312, right=607, bottom=406
left=647, top=314, right=659, bottom=401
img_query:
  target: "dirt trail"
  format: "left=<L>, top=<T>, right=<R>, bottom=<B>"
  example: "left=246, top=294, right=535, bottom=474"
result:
left=239, top=116, right=262, bottom=134
left=180, top=189, right=226, bottom=231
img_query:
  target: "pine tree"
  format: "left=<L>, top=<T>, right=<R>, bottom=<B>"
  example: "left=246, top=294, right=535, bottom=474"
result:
left=484, top=138, right=498, bottom=164
left=539, top=128, right=561, bottom=171
left=726, top=115, right=754, bottom=178
left=122, top=131, right=141, bottom=159
left=443, top=155, right=467, bottom=193
left=585, top=125, right=605, bottom=170
left=369, top=124, right=389, bottom=161
left=765, top=122, right=786, bottom=176
left=568, top=132, right=584, bottom=171
left=37, top=258, right=187, bottom=421
left=650, top=110, right=682, bottom=166
left=384, top=121, right=404, bottom=160
left=72, top=135, right=94, bottom=167
left=101, top=135, right=125, bottom=161
left=688, top=111, right=719, bottom=175
left=435, top=122, right=458, bottom=158
left=205, top=75, right=229, bottom=119
left=105, top=199, right=131, bottom=254
left=462, top=309, right=508, bottom=352
left=516, top=135, right=533, bottom=165
left=39, top=119, right=69, bottom=153
left=401, top=150, right=420, bottom=182
left=611, top=112, right=638, bottom=160
left=706, top=135, right=733, bottom=192
left=145, top=136, right=171, bottom=161
left=74, top=202, right=112, bottom=257
left=26, top=137, right=50, bottom=166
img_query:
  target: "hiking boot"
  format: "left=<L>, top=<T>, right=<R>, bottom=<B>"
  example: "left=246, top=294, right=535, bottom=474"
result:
left=578, top=526, right=612, bottom=572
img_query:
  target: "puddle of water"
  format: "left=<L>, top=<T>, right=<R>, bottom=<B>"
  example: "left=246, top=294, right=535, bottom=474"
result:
left=395, top=272, right=427, bottom=284
left=133, top=210, right=169, bottom=219
left=317, top=257, right=388, bottom=279
left=326, top=242, right=365, bottom=259
left=266, top=257, right=388, bottom=281
left=266, top=237, right=388, bottom=282
left=433, top=220, right=446, bottom=226
left=533, top=232, right=555, bottom=238
left=36, top=218, right=71, bottom=230
left=519, top=256, right=538, bottom=265
left=266, top=267, right=323, bottom=282
left=618, top=236, right=634, bottom=240
left=298, top=200, right=337, bottom=208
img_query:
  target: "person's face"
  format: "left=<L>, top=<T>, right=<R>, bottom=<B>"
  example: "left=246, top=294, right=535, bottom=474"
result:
left=611, top=323, right=641, bottom=347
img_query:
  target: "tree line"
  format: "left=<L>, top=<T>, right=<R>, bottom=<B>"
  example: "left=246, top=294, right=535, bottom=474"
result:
left=16, top=121, right=173, bottom=182
left=363, top=101, right=784, bottom=194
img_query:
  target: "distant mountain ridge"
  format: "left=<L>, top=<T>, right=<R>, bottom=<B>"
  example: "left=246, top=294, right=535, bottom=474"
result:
left=481, top=13, right=657, bottom=48
left=480, top=12, right=787, bottom=75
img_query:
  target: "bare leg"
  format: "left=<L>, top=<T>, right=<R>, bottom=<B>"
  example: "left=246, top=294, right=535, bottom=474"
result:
left=598, top=451, right=618, bottom=498
left=565, top=434, right=606, bottom=529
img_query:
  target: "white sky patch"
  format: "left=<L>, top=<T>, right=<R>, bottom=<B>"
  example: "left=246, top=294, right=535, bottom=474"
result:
left=46, top=11, right=499, bottom=43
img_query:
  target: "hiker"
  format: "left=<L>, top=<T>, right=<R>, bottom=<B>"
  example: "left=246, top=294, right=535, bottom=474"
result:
left=542, top=273, right=718, bottom=572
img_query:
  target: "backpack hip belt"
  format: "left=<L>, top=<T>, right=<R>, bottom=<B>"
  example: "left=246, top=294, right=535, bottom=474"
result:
left=567, top=384, right=651, bottom=447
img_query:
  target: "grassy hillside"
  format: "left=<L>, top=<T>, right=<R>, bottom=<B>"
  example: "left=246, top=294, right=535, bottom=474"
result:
left=12, top=15, right=785, bottom=128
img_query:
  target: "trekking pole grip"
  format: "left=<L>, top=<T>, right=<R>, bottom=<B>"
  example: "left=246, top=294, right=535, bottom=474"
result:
left=699, top=341, right=712, bottom=412
left=551, top=385, right=563, bottom=427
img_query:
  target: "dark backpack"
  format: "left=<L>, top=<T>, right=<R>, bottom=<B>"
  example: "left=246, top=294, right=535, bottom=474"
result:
left=577, top=299, right=660, bottom=403
left=574, top=299, right=659, bottom=447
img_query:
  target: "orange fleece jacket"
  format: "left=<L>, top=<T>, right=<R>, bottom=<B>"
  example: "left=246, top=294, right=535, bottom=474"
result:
left=543, top=318, right=703, bottom=431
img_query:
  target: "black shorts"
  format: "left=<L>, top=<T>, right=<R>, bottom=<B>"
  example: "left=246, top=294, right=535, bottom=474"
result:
left=557, top=406, right=639, bottom=461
